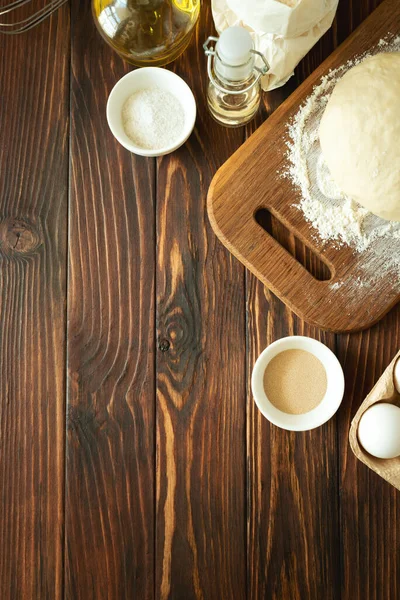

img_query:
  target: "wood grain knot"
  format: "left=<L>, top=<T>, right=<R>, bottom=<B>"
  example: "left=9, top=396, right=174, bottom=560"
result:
left=158, top=338, right=170, bottom=352
left=67, top=405, right=99, bottom=436
left=0, top=218, right=42, bottom=255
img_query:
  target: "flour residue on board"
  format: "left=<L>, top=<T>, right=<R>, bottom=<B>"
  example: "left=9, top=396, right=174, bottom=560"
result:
left=283, top=34, right=400, bottom=283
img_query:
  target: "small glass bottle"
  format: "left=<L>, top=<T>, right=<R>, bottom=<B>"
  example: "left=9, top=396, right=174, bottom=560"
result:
left=203, top=27, right=269, bottom=127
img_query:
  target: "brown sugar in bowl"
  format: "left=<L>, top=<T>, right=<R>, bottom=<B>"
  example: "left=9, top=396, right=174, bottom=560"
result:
left=251, top=336, right=345, bottom=431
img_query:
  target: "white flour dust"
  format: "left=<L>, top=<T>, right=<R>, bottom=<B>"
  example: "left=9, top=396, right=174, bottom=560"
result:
left=283, top=34, right=400, bottom=281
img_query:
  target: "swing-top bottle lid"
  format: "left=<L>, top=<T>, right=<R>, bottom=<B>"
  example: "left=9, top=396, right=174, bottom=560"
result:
left=215, top=26, right=255, bottom=81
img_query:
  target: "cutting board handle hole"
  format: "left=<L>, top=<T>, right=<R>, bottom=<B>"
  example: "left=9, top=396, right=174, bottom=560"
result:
left=254, top=208, right=332, bottom=282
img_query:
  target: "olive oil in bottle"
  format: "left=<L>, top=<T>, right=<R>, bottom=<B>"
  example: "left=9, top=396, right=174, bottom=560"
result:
left=92, top=0, right=200, bottom=66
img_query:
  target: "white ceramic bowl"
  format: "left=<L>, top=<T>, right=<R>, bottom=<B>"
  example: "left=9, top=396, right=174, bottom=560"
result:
left=106, top=67, right=196, bottom=157
left=251, top=336, right=345, bottom=431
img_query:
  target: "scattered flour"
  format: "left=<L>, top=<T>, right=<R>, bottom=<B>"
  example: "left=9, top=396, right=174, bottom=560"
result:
left=283, top=34, right=400, bottom=282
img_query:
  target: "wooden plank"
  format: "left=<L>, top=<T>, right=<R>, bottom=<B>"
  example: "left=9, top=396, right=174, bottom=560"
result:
left=154, top=3, right=247, bottom=598
left=0, top=5, right=70, bottom=599
left=247, top=284, right=340, bottom=599
left=208, top=0, right=400, bottom=332
left=65, top=1, right=155, bottom=598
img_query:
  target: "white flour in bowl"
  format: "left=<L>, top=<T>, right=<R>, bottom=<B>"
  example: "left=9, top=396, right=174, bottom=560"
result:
left=282, top=34, right=400, bottom=281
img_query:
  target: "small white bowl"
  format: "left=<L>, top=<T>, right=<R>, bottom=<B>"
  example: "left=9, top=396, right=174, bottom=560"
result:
left=251, top=336, right=345, bottom=431
left=106, top=67, right=196, bottom=157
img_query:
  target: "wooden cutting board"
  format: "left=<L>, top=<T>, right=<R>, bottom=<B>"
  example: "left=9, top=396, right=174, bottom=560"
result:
left=207, top=0, right=400, bottom=333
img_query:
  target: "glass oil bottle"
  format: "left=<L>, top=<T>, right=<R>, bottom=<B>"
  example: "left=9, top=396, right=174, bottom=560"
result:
left=203, top=27, right=269, bottom=127
left=92, top=0, right=200, bottom=67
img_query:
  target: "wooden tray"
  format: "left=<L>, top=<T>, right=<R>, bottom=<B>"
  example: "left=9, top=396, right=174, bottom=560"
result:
left=349, top=351, right=400, bottom=491
left=207, top=0, right=400, bottom=333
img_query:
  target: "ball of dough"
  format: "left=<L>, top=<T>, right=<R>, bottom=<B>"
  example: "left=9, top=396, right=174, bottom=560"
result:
left=319, top=53, right=400, bottom=221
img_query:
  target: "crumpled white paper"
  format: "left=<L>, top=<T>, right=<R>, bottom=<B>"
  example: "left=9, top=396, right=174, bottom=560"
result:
left=211, top=0, right=339, bottom=91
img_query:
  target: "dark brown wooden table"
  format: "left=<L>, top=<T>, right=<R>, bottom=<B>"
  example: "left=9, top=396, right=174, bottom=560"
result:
left=1, top=0, right=399, bottom=598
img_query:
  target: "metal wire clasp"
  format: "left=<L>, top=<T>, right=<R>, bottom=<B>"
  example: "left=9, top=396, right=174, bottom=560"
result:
left=203, top=36, right=270, bottom=95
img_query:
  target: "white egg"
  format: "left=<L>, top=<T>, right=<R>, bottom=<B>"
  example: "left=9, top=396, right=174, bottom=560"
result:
left=358, top=403, right=400, bottom=459
left=394, top=358, right=400, bottom=393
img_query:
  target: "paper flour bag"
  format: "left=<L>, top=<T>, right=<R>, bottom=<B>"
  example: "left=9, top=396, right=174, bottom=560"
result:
left=211, top=0, right=339, bottom=91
